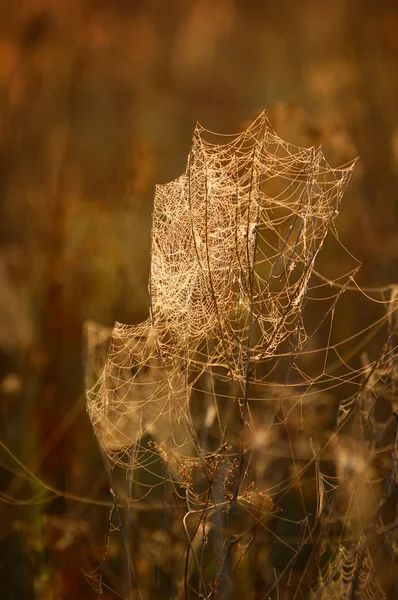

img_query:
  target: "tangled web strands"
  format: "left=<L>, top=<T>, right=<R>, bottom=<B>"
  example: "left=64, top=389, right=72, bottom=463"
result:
left=86, top=112, right=357, bottom=463
left=310, top=542, right=387, bottom=600
left=150, top=111, right=355, bottom=374
left=85, top=114, right=398, bottom=597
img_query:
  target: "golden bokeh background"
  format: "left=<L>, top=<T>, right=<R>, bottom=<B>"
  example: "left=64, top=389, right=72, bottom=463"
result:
left=1, top=1, right=398, bottom=597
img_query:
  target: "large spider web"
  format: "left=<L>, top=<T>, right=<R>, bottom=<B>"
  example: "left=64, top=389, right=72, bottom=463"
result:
left=85, top=112, right=398, bottom=598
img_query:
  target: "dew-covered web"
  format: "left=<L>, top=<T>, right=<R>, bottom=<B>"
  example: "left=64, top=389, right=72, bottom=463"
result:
left=85, top=112, right=398, bottom=598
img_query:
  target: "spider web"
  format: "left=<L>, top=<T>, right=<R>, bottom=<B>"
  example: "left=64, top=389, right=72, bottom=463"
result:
left=85, top=112, right=398, bottom=598
left=309, top=541, right=387, bottom=600
left=87, top=112, right=354, bottom=460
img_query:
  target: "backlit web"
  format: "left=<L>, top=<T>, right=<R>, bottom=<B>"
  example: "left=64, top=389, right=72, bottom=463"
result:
left=85, top=113, right=398, bottom=598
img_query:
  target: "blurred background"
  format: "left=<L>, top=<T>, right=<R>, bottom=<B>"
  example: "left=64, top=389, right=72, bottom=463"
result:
left=1, top=0, right=398, bottom=597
